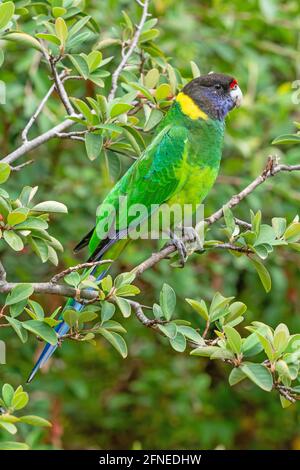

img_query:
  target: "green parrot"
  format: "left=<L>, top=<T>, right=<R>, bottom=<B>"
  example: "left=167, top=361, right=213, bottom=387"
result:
left=27, top=73, right=242, bottom=382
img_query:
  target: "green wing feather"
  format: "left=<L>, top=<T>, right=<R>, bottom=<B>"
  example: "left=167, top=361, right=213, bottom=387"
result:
left=76, top=124, right=189, bottom=258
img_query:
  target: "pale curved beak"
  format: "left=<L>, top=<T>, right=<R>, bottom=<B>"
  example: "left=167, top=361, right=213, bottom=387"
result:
left=230, top=85, right=243, bottom=108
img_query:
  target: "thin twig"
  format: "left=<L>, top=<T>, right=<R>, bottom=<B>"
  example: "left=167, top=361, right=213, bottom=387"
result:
left=0, top=282, right=98, bottom=301
left=206, top=157, right=300, bottom=226
left=21, top=71, right=66, bottom=143
left=1, top=117, right=79, bottom=165
left=10, top=160, right=34, bottom=172
left=108, top=0, right=150, bottom=101
left=211, top=243, right=253, bottom=254
left=49, top=58, right=75, bottom=115
left=234, top=217, right=252, bottom=229
left=51, top=260, right=113, bottom=284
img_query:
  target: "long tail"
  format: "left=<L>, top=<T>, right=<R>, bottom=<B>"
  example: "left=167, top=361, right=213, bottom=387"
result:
left=26, top=270, right=107, bottom=383
left=27, top=235, right=130, bottom=383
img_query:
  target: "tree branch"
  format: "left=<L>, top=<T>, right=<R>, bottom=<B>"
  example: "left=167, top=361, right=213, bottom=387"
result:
left=108, top=0, right=150, bottom=101
left=0, top=282, right=98, bottom=301
left=206, top=156, right=300, bottom=225
left=1, top=118, right=79, bottom=165
left=50, top=260, right=113, bottom=284
left=21, top=71, right=67, bottom=143
left=49, top=58, right=75, bottom=115
left=133, top=156, right=300, bottom=276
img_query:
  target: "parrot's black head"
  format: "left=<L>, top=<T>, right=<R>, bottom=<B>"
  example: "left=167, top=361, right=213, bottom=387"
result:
left=181, top=73, right=242, bottom=120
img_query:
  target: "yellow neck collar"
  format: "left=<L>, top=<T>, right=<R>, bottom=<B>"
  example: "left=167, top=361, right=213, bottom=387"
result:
left=176, top=92, right=208, bottom=120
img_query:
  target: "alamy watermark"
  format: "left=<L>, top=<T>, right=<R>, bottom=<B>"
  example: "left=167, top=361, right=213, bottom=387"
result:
left=94, top=197, right=205, bottom=244
left=0, top=80, right=6, bottom=104
left=0, top=340, right=6, bottom=364
left=291, top=80, right=300, bottom=104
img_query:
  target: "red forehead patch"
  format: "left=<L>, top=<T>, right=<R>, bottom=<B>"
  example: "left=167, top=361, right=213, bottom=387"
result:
left=230, top=79, right=238, bottom=89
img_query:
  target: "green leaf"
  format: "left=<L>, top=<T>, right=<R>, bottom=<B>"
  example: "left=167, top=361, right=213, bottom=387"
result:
left=4, top=317, right=28, bottom=343
left=284, top=223, right=300, bottom=242
left=79, top=311, right=98, bottom=323
left=85, top=133, right=103, bottom=161
left=52, top=7, right=67, bottom=18
left=101, top=302, right=115, bottom=323
left=23, top=320, right=58, bottom=345
left=101, top=320, right=126, bottom=334
left=155, top=83, right=171, bottom=101
left=170, top=332, right=186, bottom=352
left=9, top=299, right=28, bottom=318
left=5, top=284, right=33, bottom=306
left=14, top=217, right=48, bottom=231
left=35, top=33, right=61, bottom=45
left=0, top=441, right=29, bottom=450
left=249, top=257, right=271, bottom=292
left=19, top=415, right=51, bottom=427
left=101, top=275, right=113, bottom=292
left=7, top=208, right=28, bottom=226
left=98, top=329, right=127, bottom=358
left=68, top=15, right=91, bottom=38
left=70, top=98, right=93, bottom=122
left=0, top=2, right=15, bottom=30
left=166, top=64, right=177, bottom=94
left=273, top=323, right=290, bottom=353
left=177, top=326, right=205, bottom=345
left=190, top=346, right=220, bottom=357
left=223, top=205, right=235, bottom=234
left=2, top=383, right=14, bottom=407
left=55, top=17, right=68, bottom=46
left=185, top=298, right=209, bottom=321
left=115, top=285, right=140, bottom=297
left=110, top=103, right=134, bottom=119
left=229, top=367, right=247, bottom=386
left=11, top=391, right=29, bottom=411
left=144, top=108, right=163, bottom=132
left=272, top=217, right=286, bottom=238
left=242, top=333, right=263, bottom=357
left=63, top=309, right=78, bottom=328
left=158, top=323, right=177, bottom=339
left=144, top=68, right=160, bottom=88
left=32, top=200, right=68, bottom=213
left=86, top=50, right=102, bottom=73
left=190, top=61, right=201, bottom=78
left=0, top=162, right=11, bottom=184
left=3, top=230, right=24, bottom=251
left=128, top=82, right=155, bottom=102
left=69, top=54, right=89, bottom=79
left=209, top=292, right=233, bottom=322
left=4, top=32, right=44, bottom=52
left=30, top=237, right=49, bottom=263
left=224, top=325, right=242, bottom=354
left=139, top=29, right=160, bottom=43
left=272, top=134, right=300, bottom=145
left=0, top=422, right=17, bottom=434
left=115, top=297, right=131, bottom=318
left=226, top=302, right=247, bottom=323
left=160, top=283, right=176, bottom=321
left=240, top=362, right=273, bottom=391
left=153, top=303, right=163, bottom=319
left=64, top=272, right=81, bottom=287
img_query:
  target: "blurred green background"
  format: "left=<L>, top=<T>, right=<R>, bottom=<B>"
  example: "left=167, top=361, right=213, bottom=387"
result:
left=1, top=0, right=300, bottom=450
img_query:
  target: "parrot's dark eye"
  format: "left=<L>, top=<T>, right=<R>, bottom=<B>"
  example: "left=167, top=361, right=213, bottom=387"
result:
left=214, top=84, right=222, bottom=90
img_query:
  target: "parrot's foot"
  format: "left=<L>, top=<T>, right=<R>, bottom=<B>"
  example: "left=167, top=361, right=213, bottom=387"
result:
left=163, top=227, right=204, bottom=267
left=163, top=231, right=188, bottom=267
left=182, top=226, right=204, bottom=252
